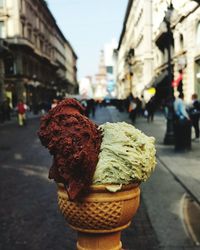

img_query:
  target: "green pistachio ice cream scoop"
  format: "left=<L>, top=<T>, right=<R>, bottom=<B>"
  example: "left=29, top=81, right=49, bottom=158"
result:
left=93, top=122, right=156, bottom=191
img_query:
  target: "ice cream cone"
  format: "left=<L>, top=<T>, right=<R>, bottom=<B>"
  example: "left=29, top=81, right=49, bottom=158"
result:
left=57, top=183, right=140, bottom=250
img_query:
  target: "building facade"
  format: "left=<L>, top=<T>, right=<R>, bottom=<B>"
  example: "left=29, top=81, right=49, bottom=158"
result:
left=0, top=39, right=9, bottom=103
left=172, top=0, right=200, bottom=101
left=0, top=0, right=78, bottom=110
left=116, top=0, right=200, bottom=103
left=153, top=0, right=200, bottom=102
left=116, top=0, right=153, bottom=100
left=64, top=40, right=78, bottom=95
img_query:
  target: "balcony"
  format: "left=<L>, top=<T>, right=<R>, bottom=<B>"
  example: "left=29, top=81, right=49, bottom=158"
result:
left=6, top=37, right=34, bottom=49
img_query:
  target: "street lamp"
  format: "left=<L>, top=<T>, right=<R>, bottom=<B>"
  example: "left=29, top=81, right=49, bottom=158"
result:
left=163, top=0, right=175, bottom=145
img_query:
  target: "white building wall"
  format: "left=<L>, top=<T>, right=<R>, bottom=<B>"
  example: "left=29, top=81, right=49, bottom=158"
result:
left=117, top=0, right=200, bottom=102
left=151, top=0, right=200, bottom=102
left=104, top=39, right=117, bottom=67
left=0, top=0, right=19, bottom=38
left=172, top=0, right=198, bottom=102
left=116, top=0, right=154, bottom=99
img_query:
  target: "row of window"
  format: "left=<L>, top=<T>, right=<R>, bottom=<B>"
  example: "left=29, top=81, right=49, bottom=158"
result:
left=1, top=22, right=55, bottom=60
left=20, top=21, right=54, bottom=58
left=19, top=0, right=65, bottom=59
left=22, top=0, right=52, bottom=40
left=176, top=21, right=200, bottom=51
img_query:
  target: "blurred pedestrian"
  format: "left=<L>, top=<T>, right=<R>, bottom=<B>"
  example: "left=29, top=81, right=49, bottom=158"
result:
left=174, top=93, right=191, bottom=151
left=188, top=93, right=200, bottom=141
left=80, top=99, right=89, bottom=117
left=128, top=96, right=137, bottom=123
left=146, top=97, right=156, bottom=122
left=3, top=97, right=12, bottom=121
left=17, top=100, right=27, bottom=126
left=140, top=95, right=146, bottom=116
left=87, top=98, right=96, bottom=118
left=135, top=97, right=142, bottom=117
left=51, top=99, right=58, bottom=109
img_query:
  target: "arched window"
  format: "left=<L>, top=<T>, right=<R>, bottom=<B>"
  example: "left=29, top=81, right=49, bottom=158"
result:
left=179, top=34, right=184, bottom=50
left=196, top=22, right=200, bottom=45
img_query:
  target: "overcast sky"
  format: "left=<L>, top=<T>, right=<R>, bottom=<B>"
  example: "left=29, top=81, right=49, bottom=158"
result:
left=46, top=0, right=128, bottom=80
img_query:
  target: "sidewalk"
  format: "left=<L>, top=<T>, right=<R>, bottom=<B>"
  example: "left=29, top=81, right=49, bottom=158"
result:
left=94, top=105, right=200, bottom=249
left=135, top=113, right=200, bottom=206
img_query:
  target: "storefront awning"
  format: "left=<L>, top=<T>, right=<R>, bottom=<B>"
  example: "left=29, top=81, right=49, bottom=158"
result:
left=145, top=70, right=168, bottom=89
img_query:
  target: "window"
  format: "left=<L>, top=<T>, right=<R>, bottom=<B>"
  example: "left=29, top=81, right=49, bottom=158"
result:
left=21, top=22, right=25, bottom=37
left=40, top=40, right=43, bottom=52
left=4, top=57, right=15, bottom=75
left=179, top=34, right=184, bottom=51
left=0, top=21, right=5, bottom=38
left=34, top=34, right=37, bottom=47
left=0, top=0, right=4, bottom=8
left=106, top=66, right=113, bottom=74
left=196, top=22, right=200, bottom=46
left=28, top=27, right=32, bottom=41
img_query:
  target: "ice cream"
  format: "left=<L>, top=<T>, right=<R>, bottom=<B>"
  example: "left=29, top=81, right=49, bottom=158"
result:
left=38, top=98, right=102, bottom=200
left=93, top=122, right=156, bottom=190
left=38, top=98, right=156, bottom=200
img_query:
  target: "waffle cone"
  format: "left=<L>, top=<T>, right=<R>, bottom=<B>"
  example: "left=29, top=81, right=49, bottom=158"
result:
left=57, top=183, right=140, bottom=250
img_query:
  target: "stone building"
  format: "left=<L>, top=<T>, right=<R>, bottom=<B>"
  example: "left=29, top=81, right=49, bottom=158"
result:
left=0, top=39, right=9, bottom=103
left=116, top=0, right=200, bottom=102
left=64, top=40, right=78, bottom=94
left=0, top=0, right=78, bottom=109
left=153, top=0, right=200, bottom=102
left=116, top=0, right=153, bottom=100
left=171, top=0, right=200, bottom=101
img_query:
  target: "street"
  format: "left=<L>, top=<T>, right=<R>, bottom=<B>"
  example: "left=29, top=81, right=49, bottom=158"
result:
left=0, top=106, right=200, bottom=250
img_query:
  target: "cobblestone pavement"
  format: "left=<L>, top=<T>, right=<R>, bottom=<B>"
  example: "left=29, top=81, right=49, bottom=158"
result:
left=0, top=110, right=160, bottom=250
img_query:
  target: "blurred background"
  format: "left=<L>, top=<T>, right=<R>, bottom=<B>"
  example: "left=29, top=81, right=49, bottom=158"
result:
left=0, top=0, right=200, bottom=249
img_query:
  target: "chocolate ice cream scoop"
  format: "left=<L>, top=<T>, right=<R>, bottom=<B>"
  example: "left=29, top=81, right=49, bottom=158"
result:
left=38, top=98, right=102, bottom=200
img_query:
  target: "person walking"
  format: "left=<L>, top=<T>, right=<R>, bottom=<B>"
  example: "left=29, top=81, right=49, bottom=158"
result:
left=189, top=93, right=200, bottom=141
left=146, top=97, right=156, bottom=122
left=87, top=98, right=96, bottom=118
left=140, top=95, right=146, bottom=117
left=173, top=93, right=191, bottom=151
left=3, top=97, right=11, bottom=121
left=128, top=96, right=137, bottom=123
left=51, top=99, right=58, bottom=109
left=17, top=100, right=27, bottom=126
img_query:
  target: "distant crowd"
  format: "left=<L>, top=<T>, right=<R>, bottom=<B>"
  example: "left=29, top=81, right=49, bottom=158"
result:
left=0, top=93, right=199, bottom=150
left=117, top=92, right=200, bottom=151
